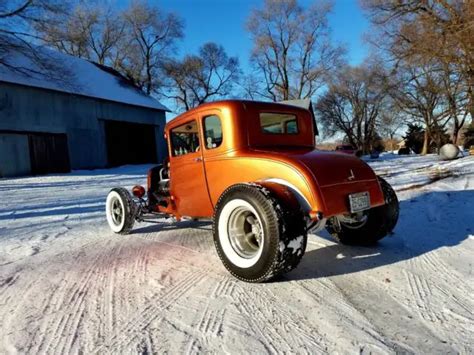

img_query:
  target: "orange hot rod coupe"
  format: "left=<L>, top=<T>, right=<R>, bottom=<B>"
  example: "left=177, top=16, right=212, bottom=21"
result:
left=106, top=100, right=399, bottom=282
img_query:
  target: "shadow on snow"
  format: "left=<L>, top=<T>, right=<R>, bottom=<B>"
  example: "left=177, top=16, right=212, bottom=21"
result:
left=127, top=189, right=472, bottom=282
left=288, top=189, right=473, bottom=281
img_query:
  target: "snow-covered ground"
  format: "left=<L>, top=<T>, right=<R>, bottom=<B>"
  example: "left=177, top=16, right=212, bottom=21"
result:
left=0, top=154, right=473, bottom=354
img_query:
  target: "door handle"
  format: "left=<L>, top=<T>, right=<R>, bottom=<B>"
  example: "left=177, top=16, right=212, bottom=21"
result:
left=193, top=157, right=202, bottom=162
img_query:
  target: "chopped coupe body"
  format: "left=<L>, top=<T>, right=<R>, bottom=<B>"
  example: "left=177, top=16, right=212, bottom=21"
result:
left=164, top=100, right=384, bottom=220
left=106, top=99, right=399, bottom=282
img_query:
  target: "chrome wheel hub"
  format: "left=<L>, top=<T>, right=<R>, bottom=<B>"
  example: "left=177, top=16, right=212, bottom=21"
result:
left=227, top=207, right=263, bottom=259
left=111, top=198, right=123, bottom=226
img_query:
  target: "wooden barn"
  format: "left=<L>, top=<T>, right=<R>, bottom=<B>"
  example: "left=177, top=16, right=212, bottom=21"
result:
left=0, top=46, right=168, bottom=177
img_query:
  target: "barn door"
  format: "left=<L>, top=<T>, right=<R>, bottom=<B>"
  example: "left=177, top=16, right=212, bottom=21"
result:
left=104, top=120, right=158, bottom=167
left=28, top=133, right=70, bottom=175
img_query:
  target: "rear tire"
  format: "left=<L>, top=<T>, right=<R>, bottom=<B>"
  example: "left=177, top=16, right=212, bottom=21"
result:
left=213, top=183, right=307, bottom=283
left=326, top=177, right=399, bottom=246
left=106, top=187, right=136, bottom=235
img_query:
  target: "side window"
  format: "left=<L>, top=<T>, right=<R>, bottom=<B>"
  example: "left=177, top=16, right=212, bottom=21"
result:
left=203, top=115, right=223, bottom=149
left=170, top=120, right=200, bottom=156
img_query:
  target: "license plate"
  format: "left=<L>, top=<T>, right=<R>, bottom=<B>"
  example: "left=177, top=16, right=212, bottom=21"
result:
left=348, top=192, right=370, bottom=213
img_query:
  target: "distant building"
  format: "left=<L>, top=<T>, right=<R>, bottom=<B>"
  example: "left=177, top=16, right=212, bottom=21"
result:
left=0, top=46, right=168, bottom=177
left=397, top=139, right=407, bottom=148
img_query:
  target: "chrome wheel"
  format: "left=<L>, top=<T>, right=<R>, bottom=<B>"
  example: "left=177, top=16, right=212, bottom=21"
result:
left=228, top=207, right=263, bottom=259
left=217, top=198, right=265, bottom=269
left=110, top=197, right=123, bottom=226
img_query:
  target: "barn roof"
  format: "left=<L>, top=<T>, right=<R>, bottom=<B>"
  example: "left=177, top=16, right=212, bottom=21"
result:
left=0, top=44, right=168, bottom=112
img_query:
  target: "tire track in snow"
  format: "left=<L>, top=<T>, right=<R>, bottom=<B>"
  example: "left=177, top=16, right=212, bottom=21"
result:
left=196, top=306, right=225, bottom=338
left=33, top=244, right=112, bottom=355
left=180, top=303, right=226, bottom=352
left=176, top=275, right=234, bottom=353
left=28, top=237, right=130, bottom=354
left=85, top=241, right=135, bottom=353
left=233, top=282, right=327, bottom=353
left=404, top=271, right=442, bottom=323
left=96, top=269, right=206, bottom=352
left=0, top=235, right=109, bottom=354
left=403, top=253, right=474, bottom=350
left=178, top=274, right=278, bottom=354
left=288, top=278, right=393, bottom=351
left=290, top=256, right=446, bottom=354
left=121, top=268, right=208, bottom=352
left=185, top=337, right=201, bottom=355
left=210, top=275, right=236, bottom=299
left=421, top=253, right=474, bottom=311
left=56, top=241, right=131, bottom=354
left=407, top=253, right=474, bottom=318
left=0, top=272, right=21, bottom=300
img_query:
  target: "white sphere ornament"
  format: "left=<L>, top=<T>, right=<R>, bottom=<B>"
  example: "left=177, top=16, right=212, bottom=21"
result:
left=439, top=143, right=459, bottom=160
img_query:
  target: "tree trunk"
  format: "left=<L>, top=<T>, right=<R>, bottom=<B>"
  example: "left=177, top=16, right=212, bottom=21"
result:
left=468, top=80, right=474, bottom=125
left=452, top=125, right=459, bottom=145
left=421, top=129, right=430, bottom=155
left=469, top=100, right=474, bottom=126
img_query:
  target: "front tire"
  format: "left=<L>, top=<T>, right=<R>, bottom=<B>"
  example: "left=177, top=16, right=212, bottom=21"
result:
left=213, top=184, right=307, bottom=283
left=326, top=177, right=399, bottom=246
left=106, top=187, right=136, bottom=234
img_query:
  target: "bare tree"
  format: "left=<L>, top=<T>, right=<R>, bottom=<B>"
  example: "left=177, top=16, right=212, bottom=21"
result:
left=362, top=0, right=474, bottom=124
left=36, top=1, right=183, bottom=96
left=0, top=0, right=68, bottom=78
left=163, top=42, right=240, bottom=111
left=378, top=108, right=404, bottom=151
left=391, top=62, right=449, bottom=154
left=315, top=62, right=390, bottom=153
left=246, top=0, right=344, bottom=101
left=120, top=0, right=183, bottom=95
left=439, top=61, right=468, bottom=144
left=37, top=2, right=125, bottom=65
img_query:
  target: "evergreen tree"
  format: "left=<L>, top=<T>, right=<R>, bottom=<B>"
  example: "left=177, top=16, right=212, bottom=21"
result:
left=429, top=125, right=451, bottom=152
left=403, top=124, right=424, bottom=154
left=463, top=123, right=474, bottom=148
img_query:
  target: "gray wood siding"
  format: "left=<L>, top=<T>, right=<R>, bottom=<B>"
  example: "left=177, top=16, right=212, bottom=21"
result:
left=0, top=82, right=167, bottom=176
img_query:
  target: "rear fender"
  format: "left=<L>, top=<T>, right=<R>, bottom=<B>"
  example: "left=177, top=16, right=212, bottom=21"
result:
left=256, top=181, right=324, bottom=230
left=257, top=180, right=309, bottom=215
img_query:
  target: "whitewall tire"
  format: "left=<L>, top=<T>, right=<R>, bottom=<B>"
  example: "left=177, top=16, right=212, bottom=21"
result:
left=218, top=199, right=265, bottom=269
left=106, top=188, right=135, bottom=235
left=213, top=183, right=307, bottom=283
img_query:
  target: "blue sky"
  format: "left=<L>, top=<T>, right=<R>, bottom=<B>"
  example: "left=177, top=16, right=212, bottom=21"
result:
left=156, top=0, right=370, bottom=68
left=116, top=0, right=370, bottom=116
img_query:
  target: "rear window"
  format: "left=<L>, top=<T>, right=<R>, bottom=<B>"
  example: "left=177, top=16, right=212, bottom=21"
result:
left=259, top=113, right=298, bottom=134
